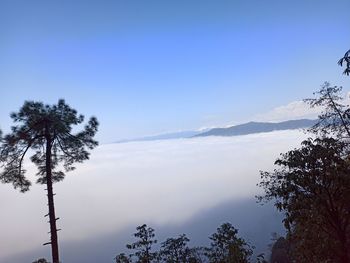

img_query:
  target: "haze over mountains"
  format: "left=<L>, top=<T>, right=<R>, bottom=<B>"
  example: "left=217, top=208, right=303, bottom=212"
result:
left=117, top=119, right=317, bottom=143
left=116, top=130, right=204, bottom=143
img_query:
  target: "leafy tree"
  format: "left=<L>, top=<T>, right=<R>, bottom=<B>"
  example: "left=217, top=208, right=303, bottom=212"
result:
left=126, top=224, right=158, bottom=263
left=255, top=254, right=268, bottom=263
left=305, top=82, right=350, bottom=138
left=259, top=137, right=350, bottom=263
left=115, top=253, right=132, bottom=263
left=205, top=223, right=253, bottom=263
left=269, top=237, right=290, bottom=263
left=339, top=49, right=350, bottom=75
left=159, top=234, right=192, bottom=263
left=0, top=100, right=98, bottom=263
left=188, top=247, right=209, bottom=263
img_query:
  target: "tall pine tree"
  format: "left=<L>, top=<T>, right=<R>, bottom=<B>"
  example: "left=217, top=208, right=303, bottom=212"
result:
left=0, top=99, right=98, bottom=263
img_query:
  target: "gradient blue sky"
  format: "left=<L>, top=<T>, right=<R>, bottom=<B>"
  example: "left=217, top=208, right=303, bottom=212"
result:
left=1, top=0, right=349, bottom=143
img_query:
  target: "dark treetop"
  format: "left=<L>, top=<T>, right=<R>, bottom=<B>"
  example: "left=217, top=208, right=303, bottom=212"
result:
left=0, top=99, right=98, bottom=192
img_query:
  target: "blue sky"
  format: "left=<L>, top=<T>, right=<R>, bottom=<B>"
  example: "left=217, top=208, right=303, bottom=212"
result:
left=1, top=0, right=349, bottom=142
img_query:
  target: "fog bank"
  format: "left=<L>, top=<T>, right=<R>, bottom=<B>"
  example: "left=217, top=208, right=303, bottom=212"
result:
left=0, top=130, right=307, bottom=262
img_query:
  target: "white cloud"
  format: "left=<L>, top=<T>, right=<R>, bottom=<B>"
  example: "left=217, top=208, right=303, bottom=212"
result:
left=0, top=130, right=307, bottom=260
left=254, top=100, right=321, bottom=122
left=254, top=91, right=350, bottom=123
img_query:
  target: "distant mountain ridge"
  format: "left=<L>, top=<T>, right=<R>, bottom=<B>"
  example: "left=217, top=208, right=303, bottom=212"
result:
left=115, top=119, right=317, bottom=143
left=194, top=119, right=317, bottom=137
left=115, top=130, right=205, bottom=143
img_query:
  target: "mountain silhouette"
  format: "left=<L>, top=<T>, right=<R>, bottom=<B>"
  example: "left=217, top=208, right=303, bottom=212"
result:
left=115, top=119, right=317, bottom=143
left=194, top=119, right=317, bottom=137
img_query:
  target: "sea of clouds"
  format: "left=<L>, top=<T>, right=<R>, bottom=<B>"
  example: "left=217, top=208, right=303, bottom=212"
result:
left=0, top=130, right=308, bottom=262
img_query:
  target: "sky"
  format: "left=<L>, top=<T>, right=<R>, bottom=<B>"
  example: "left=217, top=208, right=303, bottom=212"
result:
left=0, top=130, right=307, bottom=262
left=0, top=0, right=349, bottom=143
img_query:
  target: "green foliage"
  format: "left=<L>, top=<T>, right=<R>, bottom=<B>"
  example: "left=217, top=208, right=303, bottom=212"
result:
left=205, top=223, right=253, bottom=263
left=338, top=49, right=350, bottom=76
left=255, top=254, right=268, bottom=263
left=0, top=99, right=99, bottom=191
left=126, top=224, right=158, bottom=263
left=269, top=237, right=290, bottom=263
left=115, top=223, right=258, bottom=263
left=115, top=253, right=132, bottom=263
left=259, top=137, right=350, bottom=262
left=304, top=82, right=350, bottom=139
left=159, top=234, right=192, bottom=263
left=187, top=247, right=208, bottom=263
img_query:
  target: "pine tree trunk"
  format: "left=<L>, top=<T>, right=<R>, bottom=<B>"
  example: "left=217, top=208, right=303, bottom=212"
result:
left=45, top=128, right=60, bottom=263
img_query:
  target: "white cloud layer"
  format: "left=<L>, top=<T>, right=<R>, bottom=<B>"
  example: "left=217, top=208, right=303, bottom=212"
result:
left=254, top=91, right=350, bottom=122
left=0, top=130, right=308, bottom=260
